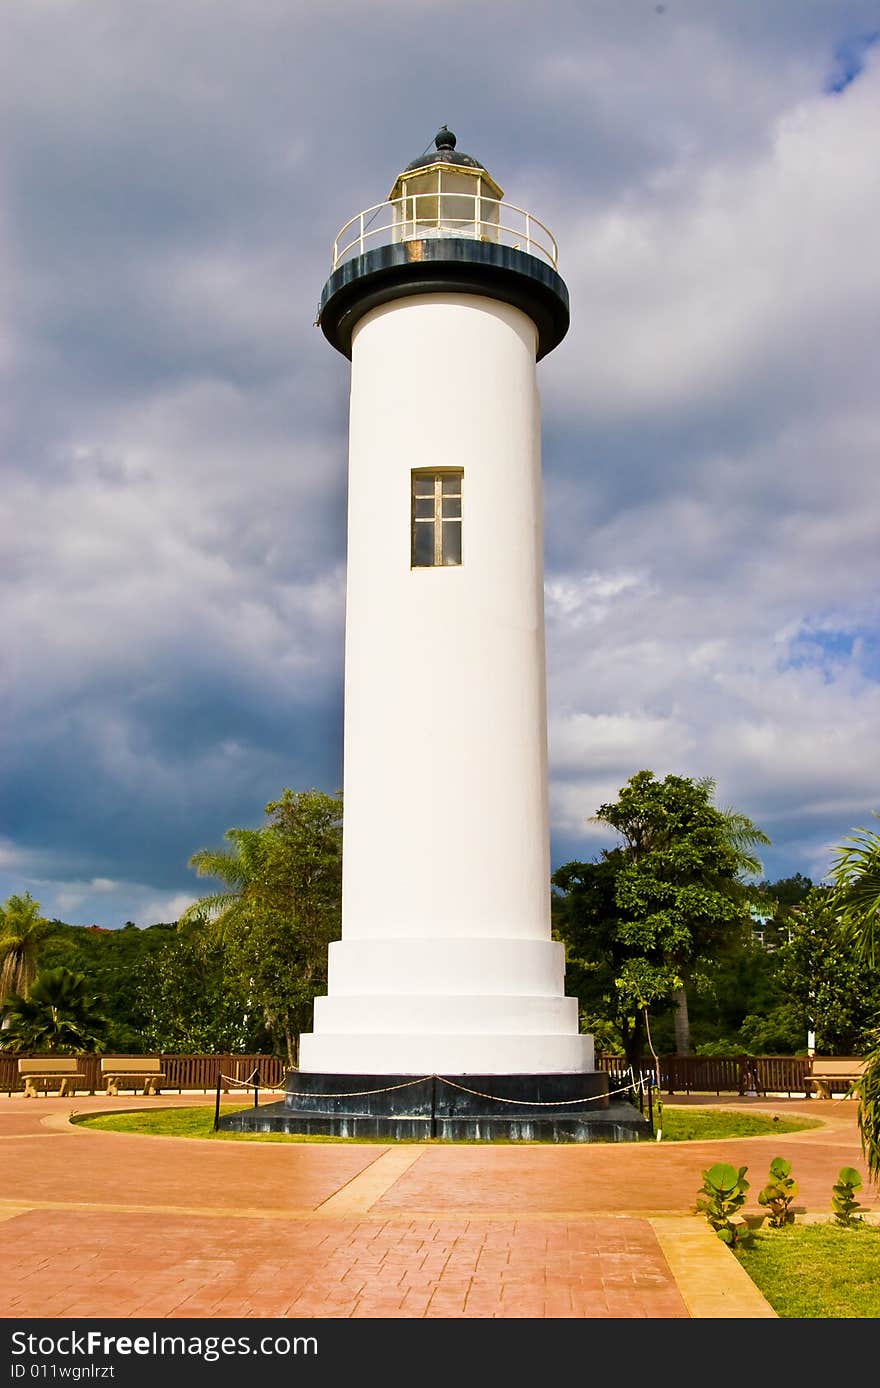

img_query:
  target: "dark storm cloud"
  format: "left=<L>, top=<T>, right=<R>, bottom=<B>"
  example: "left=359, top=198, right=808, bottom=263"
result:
left=2, top=0, right=879, bottom=924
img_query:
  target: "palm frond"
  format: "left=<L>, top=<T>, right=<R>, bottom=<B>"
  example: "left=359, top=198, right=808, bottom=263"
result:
left=829, top=820, right=880, bottom=965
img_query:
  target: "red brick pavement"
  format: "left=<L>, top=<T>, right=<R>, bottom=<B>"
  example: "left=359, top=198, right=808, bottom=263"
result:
left=1, top=1209, right=687, bottom=1319
left=373, top=1096, right=880, bottom=1216
left=0, top=1091, right=874, bottom=1320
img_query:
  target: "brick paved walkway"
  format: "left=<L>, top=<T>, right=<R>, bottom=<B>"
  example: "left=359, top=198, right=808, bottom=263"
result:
left=1, top=1091, right=875, bottom=1320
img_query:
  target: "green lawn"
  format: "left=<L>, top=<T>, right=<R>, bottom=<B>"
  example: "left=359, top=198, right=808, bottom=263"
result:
left=74, top=1103, right=820, bottom=1143
left=658, top=1106, right=821, bottom=1141
left=734, top=1223, right=880, bottom=1318
left=73, top=1105, right=352, bottom=1142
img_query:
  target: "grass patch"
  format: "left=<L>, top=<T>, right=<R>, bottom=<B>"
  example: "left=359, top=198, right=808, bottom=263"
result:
left=73, top=1106, right=360, bottom=1142
left=658, top=1107, right=821, bottom=1142
left=74, top=1104, right=821, bottom=1144
left=734, top=1223, right=880, bottom=1318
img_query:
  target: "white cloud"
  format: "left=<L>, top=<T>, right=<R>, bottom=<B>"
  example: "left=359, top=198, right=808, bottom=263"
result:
left=51, top=877, right=119, bottom=915
left=549, top=55, right=880, bottom=421
left=136, top=893, right=198, bottom=926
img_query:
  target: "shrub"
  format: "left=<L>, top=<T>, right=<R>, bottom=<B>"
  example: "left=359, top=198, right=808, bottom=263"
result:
left=696, top=1162, right=752, bottom=1246
left=758, top=1156, right=798, bottom=1227
left=831, top=1166, right=868, bottom=1228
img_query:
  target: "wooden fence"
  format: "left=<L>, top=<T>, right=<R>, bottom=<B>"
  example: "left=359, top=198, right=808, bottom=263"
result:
left=597, top=1053, right=813, bottom=1097
left=0, top=1052, right=285, bottom=1095
left=0, top=1050, right=814, bottom=1098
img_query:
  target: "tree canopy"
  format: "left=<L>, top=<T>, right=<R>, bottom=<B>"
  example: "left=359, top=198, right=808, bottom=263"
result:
left=180, top=787, right=343, bottom=1064
left=552, top=770, right=769, bottom=1068
left=772, top=886, right=880, bottom=1056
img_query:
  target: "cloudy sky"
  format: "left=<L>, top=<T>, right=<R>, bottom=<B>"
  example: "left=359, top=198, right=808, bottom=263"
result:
left=2, top=1, right=879, bottom=928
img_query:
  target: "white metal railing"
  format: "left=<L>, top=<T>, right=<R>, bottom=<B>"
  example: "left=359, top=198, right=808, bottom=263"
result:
left=331, top=193, right=558, bottom=271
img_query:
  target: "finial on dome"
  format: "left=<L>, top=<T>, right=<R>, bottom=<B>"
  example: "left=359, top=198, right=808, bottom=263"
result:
left=435, top=126, right=456, bottom=151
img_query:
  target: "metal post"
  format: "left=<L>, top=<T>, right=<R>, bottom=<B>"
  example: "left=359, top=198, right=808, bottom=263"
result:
left=647, top=1080, right=654, bottom=1136
left=213, top=1073, right=222, bottom=1132
left=253, top=1067, right=260, bottom=1110
left=430, top=1074, right=437, bottom=1139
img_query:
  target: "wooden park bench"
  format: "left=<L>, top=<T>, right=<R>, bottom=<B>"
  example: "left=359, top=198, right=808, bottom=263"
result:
left=18, top=1057, right=86, bottom=1099
left=101, top=1056, right=166, bottom=1096
left=805, top=1057, right=866, bottom=1099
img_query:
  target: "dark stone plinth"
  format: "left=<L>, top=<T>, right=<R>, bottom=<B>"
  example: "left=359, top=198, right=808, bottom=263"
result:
left=218, top=1071, right=653, bottom=1143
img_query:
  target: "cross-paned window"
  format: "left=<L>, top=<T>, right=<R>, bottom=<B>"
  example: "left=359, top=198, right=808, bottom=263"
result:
left=411, top=471, right=462, bottom=567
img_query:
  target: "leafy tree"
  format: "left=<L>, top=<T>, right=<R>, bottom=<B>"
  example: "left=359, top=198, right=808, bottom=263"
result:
left=0, top=893, right=54, bottom=1014
left=552, top=770, right=769, bottom=1069
left=751, top=873, right=815, bottom=951
left=181, top=788, right=343, bottom=1064
left=0, top=967, right=111, bottom=1054
left=133, top=934, right=269, bottom=1054
left=686, top=937, right=797, bottom=1055
left=774, top=888, right=880, bottom=1055
left=35, top=919, right=273, bottom=1054
left=39, top=920, right=179, bottom=1051
left=758, top=873, right=815, bottom=908
left=736, top=1003, right=805, bottom=1056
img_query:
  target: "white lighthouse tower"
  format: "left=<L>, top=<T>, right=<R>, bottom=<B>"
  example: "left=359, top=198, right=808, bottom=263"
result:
left=299, top=128, right=594, bottom=1083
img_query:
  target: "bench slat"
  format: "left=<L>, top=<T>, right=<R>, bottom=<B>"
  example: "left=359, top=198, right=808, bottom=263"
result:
left=806, top=1058, right=865, bottom=1098
left=18, top=1059, right=82, bottom=1074
left=100, top=1059, right=163, bottom=1073
left=811, top=1062, right=864, bottom=1074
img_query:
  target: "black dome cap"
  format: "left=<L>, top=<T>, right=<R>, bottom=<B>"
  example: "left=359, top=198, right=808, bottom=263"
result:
left=403, top=126, right=485, bottom=173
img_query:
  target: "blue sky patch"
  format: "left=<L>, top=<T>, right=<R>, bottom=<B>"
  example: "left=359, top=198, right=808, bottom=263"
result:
left=783, top=624, right=880, bottom=681
left=826, top=32, right=879, bottom=92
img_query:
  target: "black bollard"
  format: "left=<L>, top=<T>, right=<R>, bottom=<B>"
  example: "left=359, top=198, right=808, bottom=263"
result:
left=213, top=1072, right=222, bottom=1132
left=253, top=1067, right=260, bottom=1110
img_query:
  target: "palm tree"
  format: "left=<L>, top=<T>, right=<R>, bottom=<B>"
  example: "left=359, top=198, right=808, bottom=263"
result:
left=829, top=816, right=880, bottom=965
left=830, top=817, right=880, bottom=1183
left=181, top=789, right=344, bottom=1065
left=856, top=1030, right=880, bottom=1186
left=0, top=893, right=54, bottom=1018
left=0, top=967, right=110, bottom=1054
left=180, top=827, right=268, bottom=937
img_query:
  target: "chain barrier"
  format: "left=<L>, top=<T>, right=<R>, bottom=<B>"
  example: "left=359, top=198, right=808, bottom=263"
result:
left=436, top=1074, right=650, bottom=1106
left=218, top=1070, right=652, bottom=1107
left=219, top=1072, right=434, bottom=1099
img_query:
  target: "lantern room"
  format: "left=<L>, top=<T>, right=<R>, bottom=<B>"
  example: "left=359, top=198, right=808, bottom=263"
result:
left=389, top=126, right=503, bottom=243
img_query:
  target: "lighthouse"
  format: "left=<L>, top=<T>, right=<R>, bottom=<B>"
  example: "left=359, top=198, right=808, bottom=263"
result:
left=298, top=128, right=595, bottom=1083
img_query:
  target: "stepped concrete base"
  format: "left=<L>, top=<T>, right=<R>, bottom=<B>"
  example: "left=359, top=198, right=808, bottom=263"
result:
left=219, top=1071, right=653, bottom=1143
left=297, top=1031, right=595, bottom=1075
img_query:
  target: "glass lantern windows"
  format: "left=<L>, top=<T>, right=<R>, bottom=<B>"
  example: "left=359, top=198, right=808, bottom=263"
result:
left=391, top=164, right=502, bottom=245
